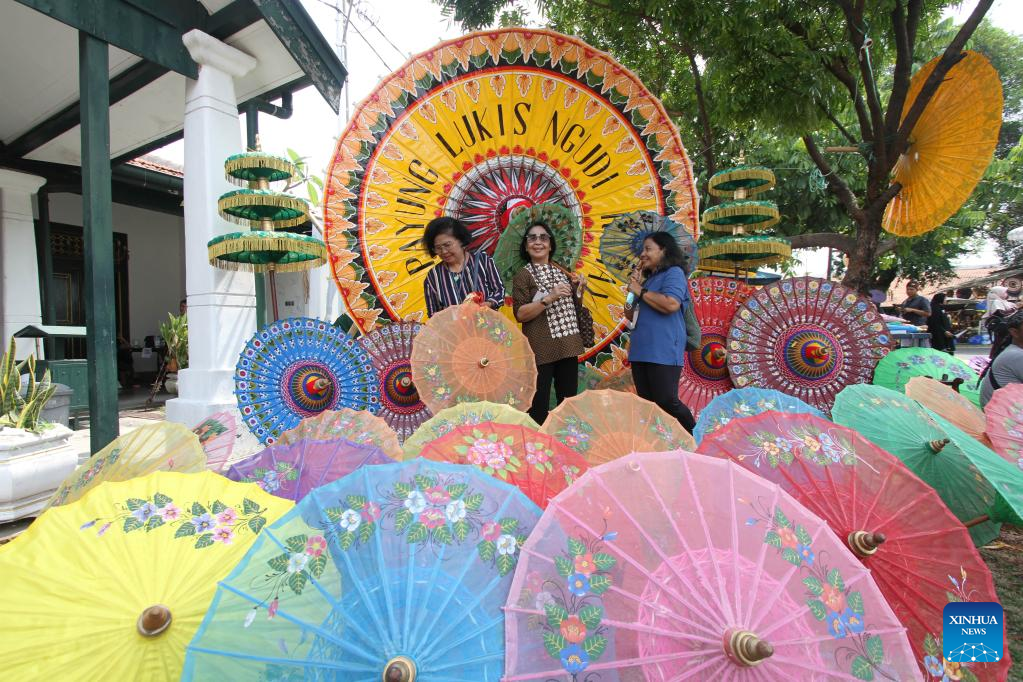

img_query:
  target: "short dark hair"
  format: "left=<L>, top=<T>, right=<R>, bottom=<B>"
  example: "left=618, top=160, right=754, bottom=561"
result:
left=423, top=217, right=472, bottom=257
left=643, top=231, right=689, bottom=274
left=518, top=221, right=558, bottom=262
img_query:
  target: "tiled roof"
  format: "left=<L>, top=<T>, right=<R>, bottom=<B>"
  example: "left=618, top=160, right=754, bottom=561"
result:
left=126, top=155, right=183, bottom=178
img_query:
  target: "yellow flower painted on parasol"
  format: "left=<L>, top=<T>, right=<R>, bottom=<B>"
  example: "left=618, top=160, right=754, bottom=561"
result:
left=0, top=471, right=292, bottom=680
left=323, top=27, right=700, bottom=356
left=883, top=50, right=1002, bottom=237
left=47, top=422, right=206, bottom=508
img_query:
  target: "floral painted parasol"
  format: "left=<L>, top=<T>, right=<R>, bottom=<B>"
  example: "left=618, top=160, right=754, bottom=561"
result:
left=322, top=27, right=700, bottom=362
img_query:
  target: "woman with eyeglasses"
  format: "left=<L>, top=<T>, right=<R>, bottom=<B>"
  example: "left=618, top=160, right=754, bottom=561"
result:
left=422, top=216, right=505, bottom=316
left=512, top=221, right=587, bottom=424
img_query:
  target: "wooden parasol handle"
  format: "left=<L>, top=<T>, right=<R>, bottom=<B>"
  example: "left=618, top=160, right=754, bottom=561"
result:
left=847, top=530, right=886, bottom=557
left=383, top=656, right=417, bottom=682
left=724, top=629, right=773, bottom=666
left=963, top=514, right=990, bottom=529
left=928, top=438, right=950, bottom=453
left=137, top=604, right=172, bottom=637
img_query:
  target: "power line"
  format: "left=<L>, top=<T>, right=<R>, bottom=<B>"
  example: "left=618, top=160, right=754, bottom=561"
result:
left=312, top=0, right=394, bottom=72
left=354, top=5, right=408, bottom=61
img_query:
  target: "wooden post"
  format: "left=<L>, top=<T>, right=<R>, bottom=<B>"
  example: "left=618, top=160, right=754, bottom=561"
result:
left=79, top=31, right=119, bottom=452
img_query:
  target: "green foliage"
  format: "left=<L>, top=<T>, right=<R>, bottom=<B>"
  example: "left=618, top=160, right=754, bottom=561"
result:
left=0, top=338, right=56, bottom=433
left=159, top=313, right=188, bottom=369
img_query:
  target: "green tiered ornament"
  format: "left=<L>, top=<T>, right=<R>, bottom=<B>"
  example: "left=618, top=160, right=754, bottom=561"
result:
left=207, top=151, right=326, bottom=274
left=697, top=158, right=790, bottom=277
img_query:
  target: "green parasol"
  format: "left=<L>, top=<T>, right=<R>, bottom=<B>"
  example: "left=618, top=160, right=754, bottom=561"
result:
left=872, top=347, right=981, bottom=407
left=492, top=203, right=582, bottom=290
left=217, top=189, right=309, bottom=230
left=832, top=384, right=1023, bottom=546
left=701, top=200, right=780, bottom=232
left=206, top=231, right=327, bottom=273
left=707, top=165, right=776, bottom=198
left=223, top=151, right=298, bottom=187
left=698, top=235, right=791, bottom=269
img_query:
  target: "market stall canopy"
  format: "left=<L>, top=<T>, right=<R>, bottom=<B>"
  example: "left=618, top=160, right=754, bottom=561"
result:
left=0, top=0, right=346, bottom=171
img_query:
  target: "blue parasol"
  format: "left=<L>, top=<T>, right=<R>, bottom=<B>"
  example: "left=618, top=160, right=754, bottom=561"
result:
left=183, top=459, right=541, bottom=680
left=598, top=210, right=699, bottom=284
left=235, top=317, right=379, bottom=445
left=694, top=387, right=825, bottom=444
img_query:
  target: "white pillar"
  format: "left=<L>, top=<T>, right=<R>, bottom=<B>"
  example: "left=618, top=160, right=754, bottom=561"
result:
left=0, top=169, right=46, bottom=358
left=166, top=30, right=257, bottom=429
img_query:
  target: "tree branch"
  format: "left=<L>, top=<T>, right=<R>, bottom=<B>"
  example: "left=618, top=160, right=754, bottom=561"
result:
left=789, top=232, right=856, bottom=252
left=837, top=2, right=887, bottom=170
left=884, top=0, right=917, bottom=142
left=817, top=104, right=858, bottom=144
left=685, top=47, right=716, bottom=181
left=803, top=135, right=864, bottom=221
left=892, top=0, right=995, bottom=158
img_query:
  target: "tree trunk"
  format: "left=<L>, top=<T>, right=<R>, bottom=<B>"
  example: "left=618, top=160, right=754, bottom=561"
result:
left=840, top=212, right=885, bottom=294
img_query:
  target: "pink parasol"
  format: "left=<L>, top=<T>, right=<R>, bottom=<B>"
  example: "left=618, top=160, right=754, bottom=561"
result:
left=984, top=383, right=1023, bottom=471
left=224, top=438, right=394, bottom=502
left=504, top=450, right=919, bottom=680
left=192, top=411, right=238, bottom=472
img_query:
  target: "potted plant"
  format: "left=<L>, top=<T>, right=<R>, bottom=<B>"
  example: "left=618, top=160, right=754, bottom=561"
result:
left=159, top=313, right=188, bottom=394
left=0, top=338, right=75, bottom=521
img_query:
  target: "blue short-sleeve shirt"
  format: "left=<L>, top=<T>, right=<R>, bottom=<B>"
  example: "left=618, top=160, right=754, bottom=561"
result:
left=628, top=265, right=689, bottom=366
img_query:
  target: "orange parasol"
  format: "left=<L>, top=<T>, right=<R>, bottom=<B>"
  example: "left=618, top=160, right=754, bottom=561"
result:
left=905, top=376, right=991, bottom=448
left=410, top=301, right=536, bottom=413
left=594, top=366, right=635, bottom=394
left=883, top=50, right=1002, bottom=237
left=274, top=408, right=402, bottom=460
left=539, top=389, right=694, bottom=464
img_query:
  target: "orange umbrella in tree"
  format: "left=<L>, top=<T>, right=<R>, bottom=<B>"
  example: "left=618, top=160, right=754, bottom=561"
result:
left=679, top=276, right=755, bottom=416
left=883, top=51, right=1003, bottom=237
left=698, top=411, right=1010, bottom=681
left=411, top=301, right=537, bottom=413
left=322, top=27, right=700, bottom=365
left=905, top=376, right=991, bottom=448
left=540, top=389, right=695, bottom=464
left=418, top=422, right=588, bottom=508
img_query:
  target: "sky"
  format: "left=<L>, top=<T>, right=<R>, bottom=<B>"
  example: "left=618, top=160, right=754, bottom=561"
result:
left=153, top=0, right=1023, bottom=276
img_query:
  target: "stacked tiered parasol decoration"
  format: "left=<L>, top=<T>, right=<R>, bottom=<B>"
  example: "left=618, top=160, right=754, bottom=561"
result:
left=208, top=149, right=326, bottom=319
left=698, top=158, right=791, bottom=277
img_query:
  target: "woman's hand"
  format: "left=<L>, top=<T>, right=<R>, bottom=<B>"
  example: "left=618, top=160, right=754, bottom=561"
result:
left=552, top=282, right=572, bottom=299
left=628, top=268, right=643, bottom=296
left=571, top=274, right=588, bottom=295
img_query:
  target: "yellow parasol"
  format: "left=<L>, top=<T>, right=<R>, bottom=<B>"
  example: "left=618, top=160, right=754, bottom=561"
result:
left=0, top=471, right=291, bottom=680
left=47, top=422, right=206, bottom=508
left=883, top=50, right=1002, bottom=236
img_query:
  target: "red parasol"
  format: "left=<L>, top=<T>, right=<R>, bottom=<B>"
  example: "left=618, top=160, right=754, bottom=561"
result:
left=679, top=277, right=755, bottom=416
left=417, top=422, right=588, bottom=508
left=698, top=410, right=1010, bottom=681
left=727, top=277, right=890, bottom=413
left=357, top=321, right=431, bottom=443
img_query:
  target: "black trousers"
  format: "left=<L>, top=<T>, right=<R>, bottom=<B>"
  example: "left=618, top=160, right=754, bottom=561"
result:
left=529, top=356, right=578, bottom=425
left=631, top=361, right=696, bottom=434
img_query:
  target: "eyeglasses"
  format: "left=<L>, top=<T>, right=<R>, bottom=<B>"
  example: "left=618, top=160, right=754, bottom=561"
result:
left=434, top=240, right=461, bottom=253
left=526, top=233, right=551, bottom=243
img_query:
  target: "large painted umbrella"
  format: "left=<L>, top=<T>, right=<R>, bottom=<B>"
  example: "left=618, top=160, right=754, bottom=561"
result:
left=727, top=277, right=891, bottom=413
left=540, top=389, right=695, bottom=464
left=678, top=276, right=755, bottom=417
left=323, top=27, right=700, bottom=363
left=985, top=383, right=1023, bottom=471
left=833, top=383, right=1023, bottom=546
left=598, top=210, right=699, bottom=284
left=183, top=460, right=541, bottom=680
left=693, top=387, right=825, bottom=444
left=883, top=51, right=1002, bottom=237
left=356, top=321, right=431, bottom=443
left=503, top=451, right=920, bottom=680
left=410, top=301, right=536, bottom=413
left=874, top=347, right=981, bottom=407
left=698, top=411, right=1010, bottom=681
left=905, top=376, right=990, bottom=447
left=402, top=400, right=539, bottom=459
left=1, top=472, right=291, bottom=681
left=234, top=317, right=379, bottom=445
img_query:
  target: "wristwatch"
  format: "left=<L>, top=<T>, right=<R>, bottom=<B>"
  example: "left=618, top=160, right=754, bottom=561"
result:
left=639, top=287, right=648, bottom=301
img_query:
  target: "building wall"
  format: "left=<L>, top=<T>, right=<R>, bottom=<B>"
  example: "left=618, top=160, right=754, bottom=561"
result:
left=45, top=192, right=184, bottom=347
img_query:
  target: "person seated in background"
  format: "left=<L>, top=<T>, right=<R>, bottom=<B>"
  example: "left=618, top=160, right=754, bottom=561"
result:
left=895, top=281, right=930, bottom=326
left=980, top=310, right=1023, bottom=406
left=179, top=298, right=187, bottom=316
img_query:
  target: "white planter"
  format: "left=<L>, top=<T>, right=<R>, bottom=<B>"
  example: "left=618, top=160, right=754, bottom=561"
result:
left=0, top=424, right=76, bottom=522
left=165, top=372, right=178, bottom=394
